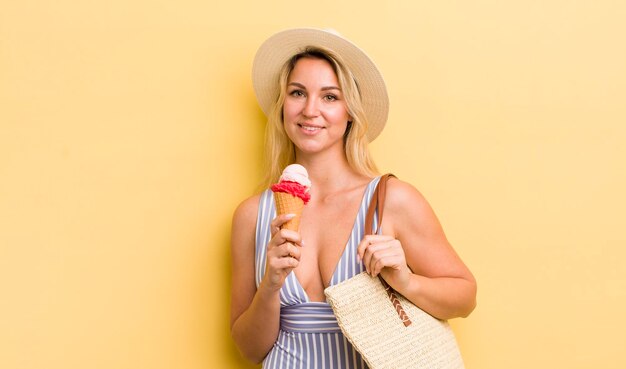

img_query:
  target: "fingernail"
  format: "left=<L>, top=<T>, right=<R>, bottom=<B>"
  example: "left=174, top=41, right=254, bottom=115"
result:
left=285, top=214, right=296, bottom=219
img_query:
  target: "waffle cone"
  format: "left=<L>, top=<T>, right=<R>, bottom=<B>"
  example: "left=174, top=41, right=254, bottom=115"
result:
left=274, top=192, right=305, bottom=231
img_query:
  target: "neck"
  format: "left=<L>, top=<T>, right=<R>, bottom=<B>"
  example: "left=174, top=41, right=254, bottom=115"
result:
left=295, top=148, right=367, bottom=195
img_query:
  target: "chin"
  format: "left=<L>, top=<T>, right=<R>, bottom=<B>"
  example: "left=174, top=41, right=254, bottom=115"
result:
left=296, top=141, right=345, bottom=157
left=295, top=144, right=324, bottom=155
left=288, top=132, right=345, bottom=155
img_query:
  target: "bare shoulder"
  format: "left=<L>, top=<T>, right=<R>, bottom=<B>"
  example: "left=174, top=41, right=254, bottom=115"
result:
left=383, top=177, right=444, bottom=237
left=385, top=177, right=432, bottom=214
left=233, top=194, right=260, bottom=223
left=231, top=193, right=261, bottom=243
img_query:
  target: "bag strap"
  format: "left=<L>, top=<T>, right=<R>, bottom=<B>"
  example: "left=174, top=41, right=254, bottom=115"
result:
left=364, top=173, right=413, bottom=327
left=365, top=173, right=395, bottom=236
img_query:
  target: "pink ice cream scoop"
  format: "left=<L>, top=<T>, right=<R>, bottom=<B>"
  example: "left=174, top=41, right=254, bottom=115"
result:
left=271, top=164, right=311, bottom=230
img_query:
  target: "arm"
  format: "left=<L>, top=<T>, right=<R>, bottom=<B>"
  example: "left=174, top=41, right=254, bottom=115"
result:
left=230, top=196, right=303, bottom=363
left=358, top=178, right=477, bottom=320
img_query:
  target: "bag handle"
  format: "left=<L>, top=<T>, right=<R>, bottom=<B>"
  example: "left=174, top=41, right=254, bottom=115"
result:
left=365, top=173, right=395, bottom=236
left=364, top=173, right=413, bottom=327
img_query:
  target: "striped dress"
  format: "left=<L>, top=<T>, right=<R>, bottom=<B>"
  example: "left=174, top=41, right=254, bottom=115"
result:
left=255, top=176, right=381, bottom=369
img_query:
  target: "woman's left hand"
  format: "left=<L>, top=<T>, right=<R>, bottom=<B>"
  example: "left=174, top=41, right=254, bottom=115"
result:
left=357, top=234, right=411, bottom=291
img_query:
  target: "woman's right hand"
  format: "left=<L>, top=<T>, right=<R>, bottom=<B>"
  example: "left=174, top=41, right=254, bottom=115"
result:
left=261, top=213, right=303, bottom=292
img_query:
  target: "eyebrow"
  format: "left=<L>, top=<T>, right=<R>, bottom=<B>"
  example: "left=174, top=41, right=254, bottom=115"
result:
left=288, top=82, right=341, bottom=91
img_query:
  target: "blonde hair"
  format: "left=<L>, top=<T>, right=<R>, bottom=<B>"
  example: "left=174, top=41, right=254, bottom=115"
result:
left=261, top=47, right=379, bottom=188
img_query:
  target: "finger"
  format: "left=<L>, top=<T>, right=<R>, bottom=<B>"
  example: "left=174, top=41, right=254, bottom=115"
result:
left=267, top=242, right=303, bottom=267
left=267, top=255, right=299, bottom=271
left=372, top=240, right=409, bottom=276
left=268, top=228, right=303, bottom=250
left=280, top=242, right=301, bottom=261
left=287, top=256, right=299, bottom=269
left=371, top=253, right=399, bottom=277
left=362, top=242, right=394, bottom=274
left=280, top=255, right=299, bottom=269
left=286, top=242, right=302, bottom=261
left=357, top=234, right=395, bottom=261
left=271, top=242, right=290, bottom=258
left=270, top=214, right=296, bottom=235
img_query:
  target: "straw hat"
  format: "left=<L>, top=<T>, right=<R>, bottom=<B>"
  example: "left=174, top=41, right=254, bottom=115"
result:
left=252, top=28, right=389, bottom=142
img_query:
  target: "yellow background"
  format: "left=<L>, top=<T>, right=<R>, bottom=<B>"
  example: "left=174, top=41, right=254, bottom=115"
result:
left=1, top=1, right=625, bottom=368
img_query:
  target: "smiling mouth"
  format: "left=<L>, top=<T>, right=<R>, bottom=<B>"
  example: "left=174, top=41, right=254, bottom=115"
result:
left=298, top=124, right=323, bottom=132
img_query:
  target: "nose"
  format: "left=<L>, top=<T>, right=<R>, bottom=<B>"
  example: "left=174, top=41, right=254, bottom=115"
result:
left=302, top=96, right=320, bottom=118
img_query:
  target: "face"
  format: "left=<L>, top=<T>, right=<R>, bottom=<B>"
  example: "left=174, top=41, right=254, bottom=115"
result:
left=282, top=57, right=352, bottom=156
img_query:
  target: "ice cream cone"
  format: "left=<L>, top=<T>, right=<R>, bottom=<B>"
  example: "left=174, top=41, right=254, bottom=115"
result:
left=274, top=192, right=304, bottom=231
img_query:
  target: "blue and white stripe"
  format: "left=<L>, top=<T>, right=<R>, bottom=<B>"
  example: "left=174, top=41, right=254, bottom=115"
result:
left=254, top=177, right=381, bottom=369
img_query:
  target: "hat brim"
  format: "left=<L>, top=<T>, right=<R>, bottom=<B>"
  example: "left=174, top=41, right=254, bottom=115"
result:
left=252, top=28, right=389, bottom=142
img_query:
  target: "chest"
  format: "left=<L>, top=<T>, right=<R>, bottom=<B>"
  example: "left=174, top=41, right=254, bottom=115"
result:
left=302, top=201, right=358, bottom=250
left=293, top=188, right=367, bottom=300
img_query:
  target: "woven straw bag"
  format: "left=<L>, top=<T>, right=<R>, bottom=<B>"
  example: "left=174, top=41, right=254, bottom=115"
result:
left=324, top=174, right=465, bottom=369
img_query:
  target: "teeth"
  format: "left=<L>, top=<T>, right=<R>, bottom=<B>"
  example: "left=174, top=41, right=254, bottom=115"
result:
left=301, top=125, right=321, bottom=131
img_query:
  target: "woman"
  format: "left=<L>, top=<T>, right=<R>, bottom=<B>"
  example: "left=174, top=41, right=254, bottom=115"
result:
left=230, top=28, right=476, bottom=368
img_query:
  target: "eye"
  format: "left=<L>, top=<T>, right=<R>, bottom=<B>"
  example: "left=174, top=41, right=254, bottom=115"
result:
left=289, top=89, right=305, bottom=97
left=324, top=94, right=338, bottom=102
